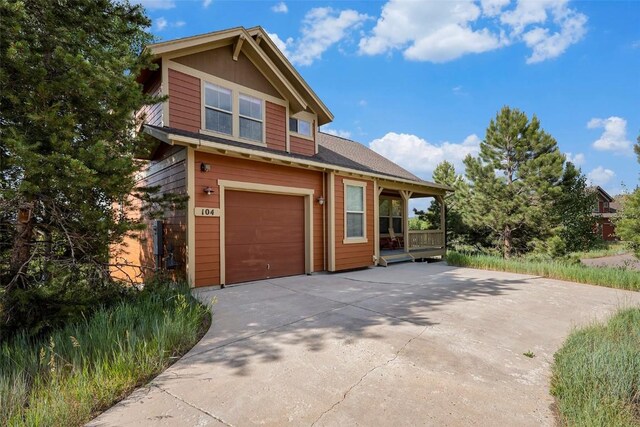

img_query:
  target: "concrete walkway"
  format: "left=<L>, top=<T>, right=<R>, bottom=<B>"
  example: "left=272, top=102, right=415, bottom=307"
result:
left=89, top=263, right=640, bottom=426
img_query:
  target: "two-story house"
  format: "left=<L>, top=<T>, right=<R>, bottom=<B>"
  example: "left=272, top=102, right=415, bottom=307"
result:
left=116, top=27, right=451, bottom=288
left=591, top=186, right=618, bottom=241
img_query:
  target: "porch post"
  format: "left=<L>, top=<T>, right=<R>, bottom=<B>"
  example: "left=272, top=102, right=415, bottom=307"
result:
left=400, top=190, right=412, bottom=253
left=436, top=195, right=446, bottom=250
left=373, top=182, right=380, bottom=265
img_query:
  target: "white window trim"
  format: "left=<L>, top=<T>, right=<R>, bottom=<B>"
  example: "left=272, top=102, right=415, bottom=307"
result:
left=200, top=79, right=269, bottom=147
left=289, top=111, right=316, bottom=142
left=343, top=179, right=368, bottom=244
left=204, top=83, right=233, bottom=136
left=238, top=93, right=264, bottom=143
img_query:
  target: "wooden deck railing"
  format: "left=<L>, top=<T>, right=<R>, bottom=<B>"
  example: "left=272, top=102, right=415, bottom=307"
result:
left=407, top=230, right=445, bottom=250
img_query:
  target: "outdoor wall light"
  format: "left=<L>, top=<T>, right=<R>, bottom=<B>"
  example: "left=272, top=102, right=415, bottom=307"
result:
left=317, top=196, right=325, bottom=205
left=203, top=186, right=214, bottom=195
left=200, top=162, right=211, bottom=172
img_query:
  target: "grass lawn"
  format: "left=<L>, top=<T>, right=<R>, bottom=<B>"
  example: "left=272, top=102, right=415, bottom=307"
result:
left=0, top=281, right=211, bottom=426
left=446, top=251, right=640, bottom=291
left=551, top=307, right=640, bottom=426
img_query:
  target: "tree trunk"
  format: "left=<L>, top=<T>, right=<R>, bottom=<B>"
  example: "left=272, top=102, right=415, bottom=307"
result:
left=9, top=209, right=34, bottom=287
left=503, top=225, right=512, bottom=258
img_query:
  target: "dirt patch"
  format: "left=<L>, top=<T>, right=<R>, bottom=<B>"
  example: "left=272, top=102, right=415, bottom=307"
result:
left=580, top=253, right=640, bottom=271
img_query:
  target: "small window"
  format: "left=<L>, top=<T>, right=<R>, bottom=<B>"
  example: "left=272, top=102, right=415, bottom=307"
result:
left=239, top=94, right=263, bottom=142
left=346, top=185, right=364, bottom=238
left=204, top=83, right=232, bottom=135
left=289, top=118, right=311, bottom=136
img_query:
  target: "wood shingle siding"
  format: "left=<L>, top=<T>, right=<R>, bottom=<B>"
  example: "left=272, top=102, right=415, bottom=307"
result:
left=168, top=69, right=201, bottom=132
left=193, top=152, right=325, bottom=287
left=172, top=46, right=282, bottom=99
left=334, top=175, right=375, bottom=271
left=265, top=101, right=286, bottom=151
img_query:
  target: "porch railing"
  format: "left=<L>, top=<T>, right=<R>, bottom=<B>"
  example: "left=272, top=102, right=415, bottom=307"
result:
left=407, top=230, right=445, bottom=250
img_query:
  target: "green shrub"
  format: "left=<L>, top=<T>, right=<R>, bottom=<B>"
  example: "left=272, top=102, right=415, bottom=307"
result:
left=0, top=280, right=210, bottom=426
left=446, top=251, right=640, bottom=291
left=551, top=308, right=640, bottom=426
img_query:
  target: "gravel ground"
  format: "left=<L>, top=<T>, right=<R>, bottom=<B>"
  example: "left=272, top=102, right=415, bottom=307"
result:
left=581, top=253, right=640, bottom=271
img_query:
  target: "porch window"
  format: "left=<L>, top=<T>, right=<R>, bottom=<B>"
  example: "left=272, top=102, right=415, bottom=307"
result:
left=344, top=180, right=367, bottom=243
left=204, top=83, right=232, bottom=135
left=239, top=94, right=263, bottom=142
left=379, top=198, right=402, bottom=234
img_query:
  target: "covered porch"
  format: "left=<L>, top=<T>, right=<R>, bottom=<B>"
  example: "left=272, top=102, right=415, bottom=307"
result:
left=375, top=184, right=447, bottom=267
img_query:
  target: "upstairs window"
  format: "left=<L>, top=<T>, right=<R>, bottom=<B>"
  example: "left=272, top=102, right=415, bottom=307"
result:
left=204, top=83, right=232, bottom=135
left=239, top=94, right=263, bottom=142
left=289, top=118, right=311, bottom=136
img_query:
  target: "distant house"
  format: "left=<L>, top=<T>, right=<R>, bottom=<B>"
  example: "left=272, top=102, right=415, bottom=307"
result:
left=114, top=26, right=452, bottom=288
left=591, top=186, right=618, bottom=241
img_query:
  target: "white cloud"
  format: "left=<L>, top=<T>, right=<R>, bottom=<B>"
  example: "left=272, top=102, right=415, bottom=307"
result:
left=521, top=11, right=587, bottom=63
left=321, top=127, right=352, bottom=139
left=565, top=152, right=585, bottom=166
left=369, top=132, right=481, bottom=179
left=136, top=0, right=175, bottom=10
left=202, top=0, right=212, bottom=8
left=588, top=116, right=632, bottom=154
left=481, top=0, right=511, bottom=17
left=358, top=99, right=367, bottom=107
left=153, top=17, right=185, bottom=31
left=359, top=0, right=505, bottom=63
left=272, top=2, right=288, bottom=13
left=358, top=0, right=587, bottom=64
left=269, top=7, right=369, bottom=66
left=267, top=32, right=293, bottom=58
left=587, top=166, right=615, bottom=186
left=155, top=17, right=168, bottom=31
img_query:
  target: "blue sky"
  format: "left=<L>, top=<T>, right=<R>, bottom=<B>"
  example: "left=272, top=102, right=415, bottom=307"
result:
left=139, top=0, right=639, bottom=195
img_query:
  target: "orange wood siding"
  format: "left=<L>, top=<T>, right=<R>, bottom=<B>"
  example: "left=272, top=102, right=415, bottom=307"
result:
left=290, top=135, right=315, bottom=156
left=137, top=72, right=163, bottom=127
left=168, top=68, right=201, bottom=132
left=334, top=176, right=375, bottom=271
left=193, top=153, right=325, bottom=287
left=265, top=101, right=286, bottom=151
left=111, top=146, right=187, bottom=282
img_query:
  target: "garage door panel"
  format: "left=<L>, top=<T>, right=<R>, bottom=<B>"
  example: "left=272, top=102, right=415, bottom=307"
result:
left=225, top=191, right=305, bottom=284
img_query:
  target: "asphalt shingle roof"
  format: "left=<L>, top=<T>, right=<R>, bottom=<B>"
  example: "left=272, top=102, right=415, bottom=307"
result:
left=145, top=125, right=439, bottom=187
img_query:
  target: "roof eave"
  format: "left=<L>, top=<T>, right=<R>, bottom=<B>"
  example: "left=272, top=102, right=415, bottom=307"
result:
left=142, top=126, right=450, bottom=192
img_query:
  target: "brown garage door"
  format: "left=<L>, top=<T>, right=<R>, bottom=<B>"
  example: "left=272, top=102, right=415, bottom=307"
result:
left=225, top=191, right=305, bottom=284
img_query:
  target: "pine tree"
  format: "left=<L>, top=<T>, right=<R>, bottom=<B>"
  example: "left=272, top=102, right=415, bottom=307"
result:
left=615, top=134, right=640, bottom=257
left=463, top=106, right=565, bottom=257
left=414, top=161, right=473, bottom=247
left=552, top=162, right=597, bottom=253
left=0, top=0, right=167, bottom=334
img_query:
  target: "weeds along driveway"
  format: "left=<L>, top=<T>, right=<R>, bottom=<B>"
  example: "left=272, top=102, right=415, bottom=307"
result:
left=89, top=263, right=640, bottom=426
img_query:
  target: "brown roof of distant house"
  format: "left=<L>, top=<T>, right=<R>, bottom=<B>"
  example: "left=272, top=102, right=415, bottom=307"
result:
left=317, top=132, right=422, bottom=182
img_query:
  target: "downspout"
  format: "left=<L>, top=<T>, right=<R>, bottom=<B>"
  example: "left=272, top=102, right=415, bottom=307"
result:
left=322, top=171, right=327, bottom=271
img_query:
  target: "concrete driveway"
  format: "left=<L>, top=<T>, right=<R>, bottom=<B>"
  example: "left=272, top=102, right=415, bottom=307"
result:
left=89, top=263, right=640, bottom=426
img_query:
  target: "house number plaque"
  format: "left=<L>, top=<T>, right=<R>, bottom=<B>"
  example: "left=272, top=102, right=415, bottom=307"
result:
left=195, top=207, right=221, bottom=217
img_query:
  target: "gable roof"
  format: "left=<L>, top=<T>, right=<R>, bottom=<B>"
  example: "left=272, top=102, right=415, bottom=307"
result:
left=246, top=27, right=333, bottom=125
left=145, top=27, right=333, bottom=124
left=590, top=186, right=614, bottom=202
left=143, top=125, right=451, bottom=192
